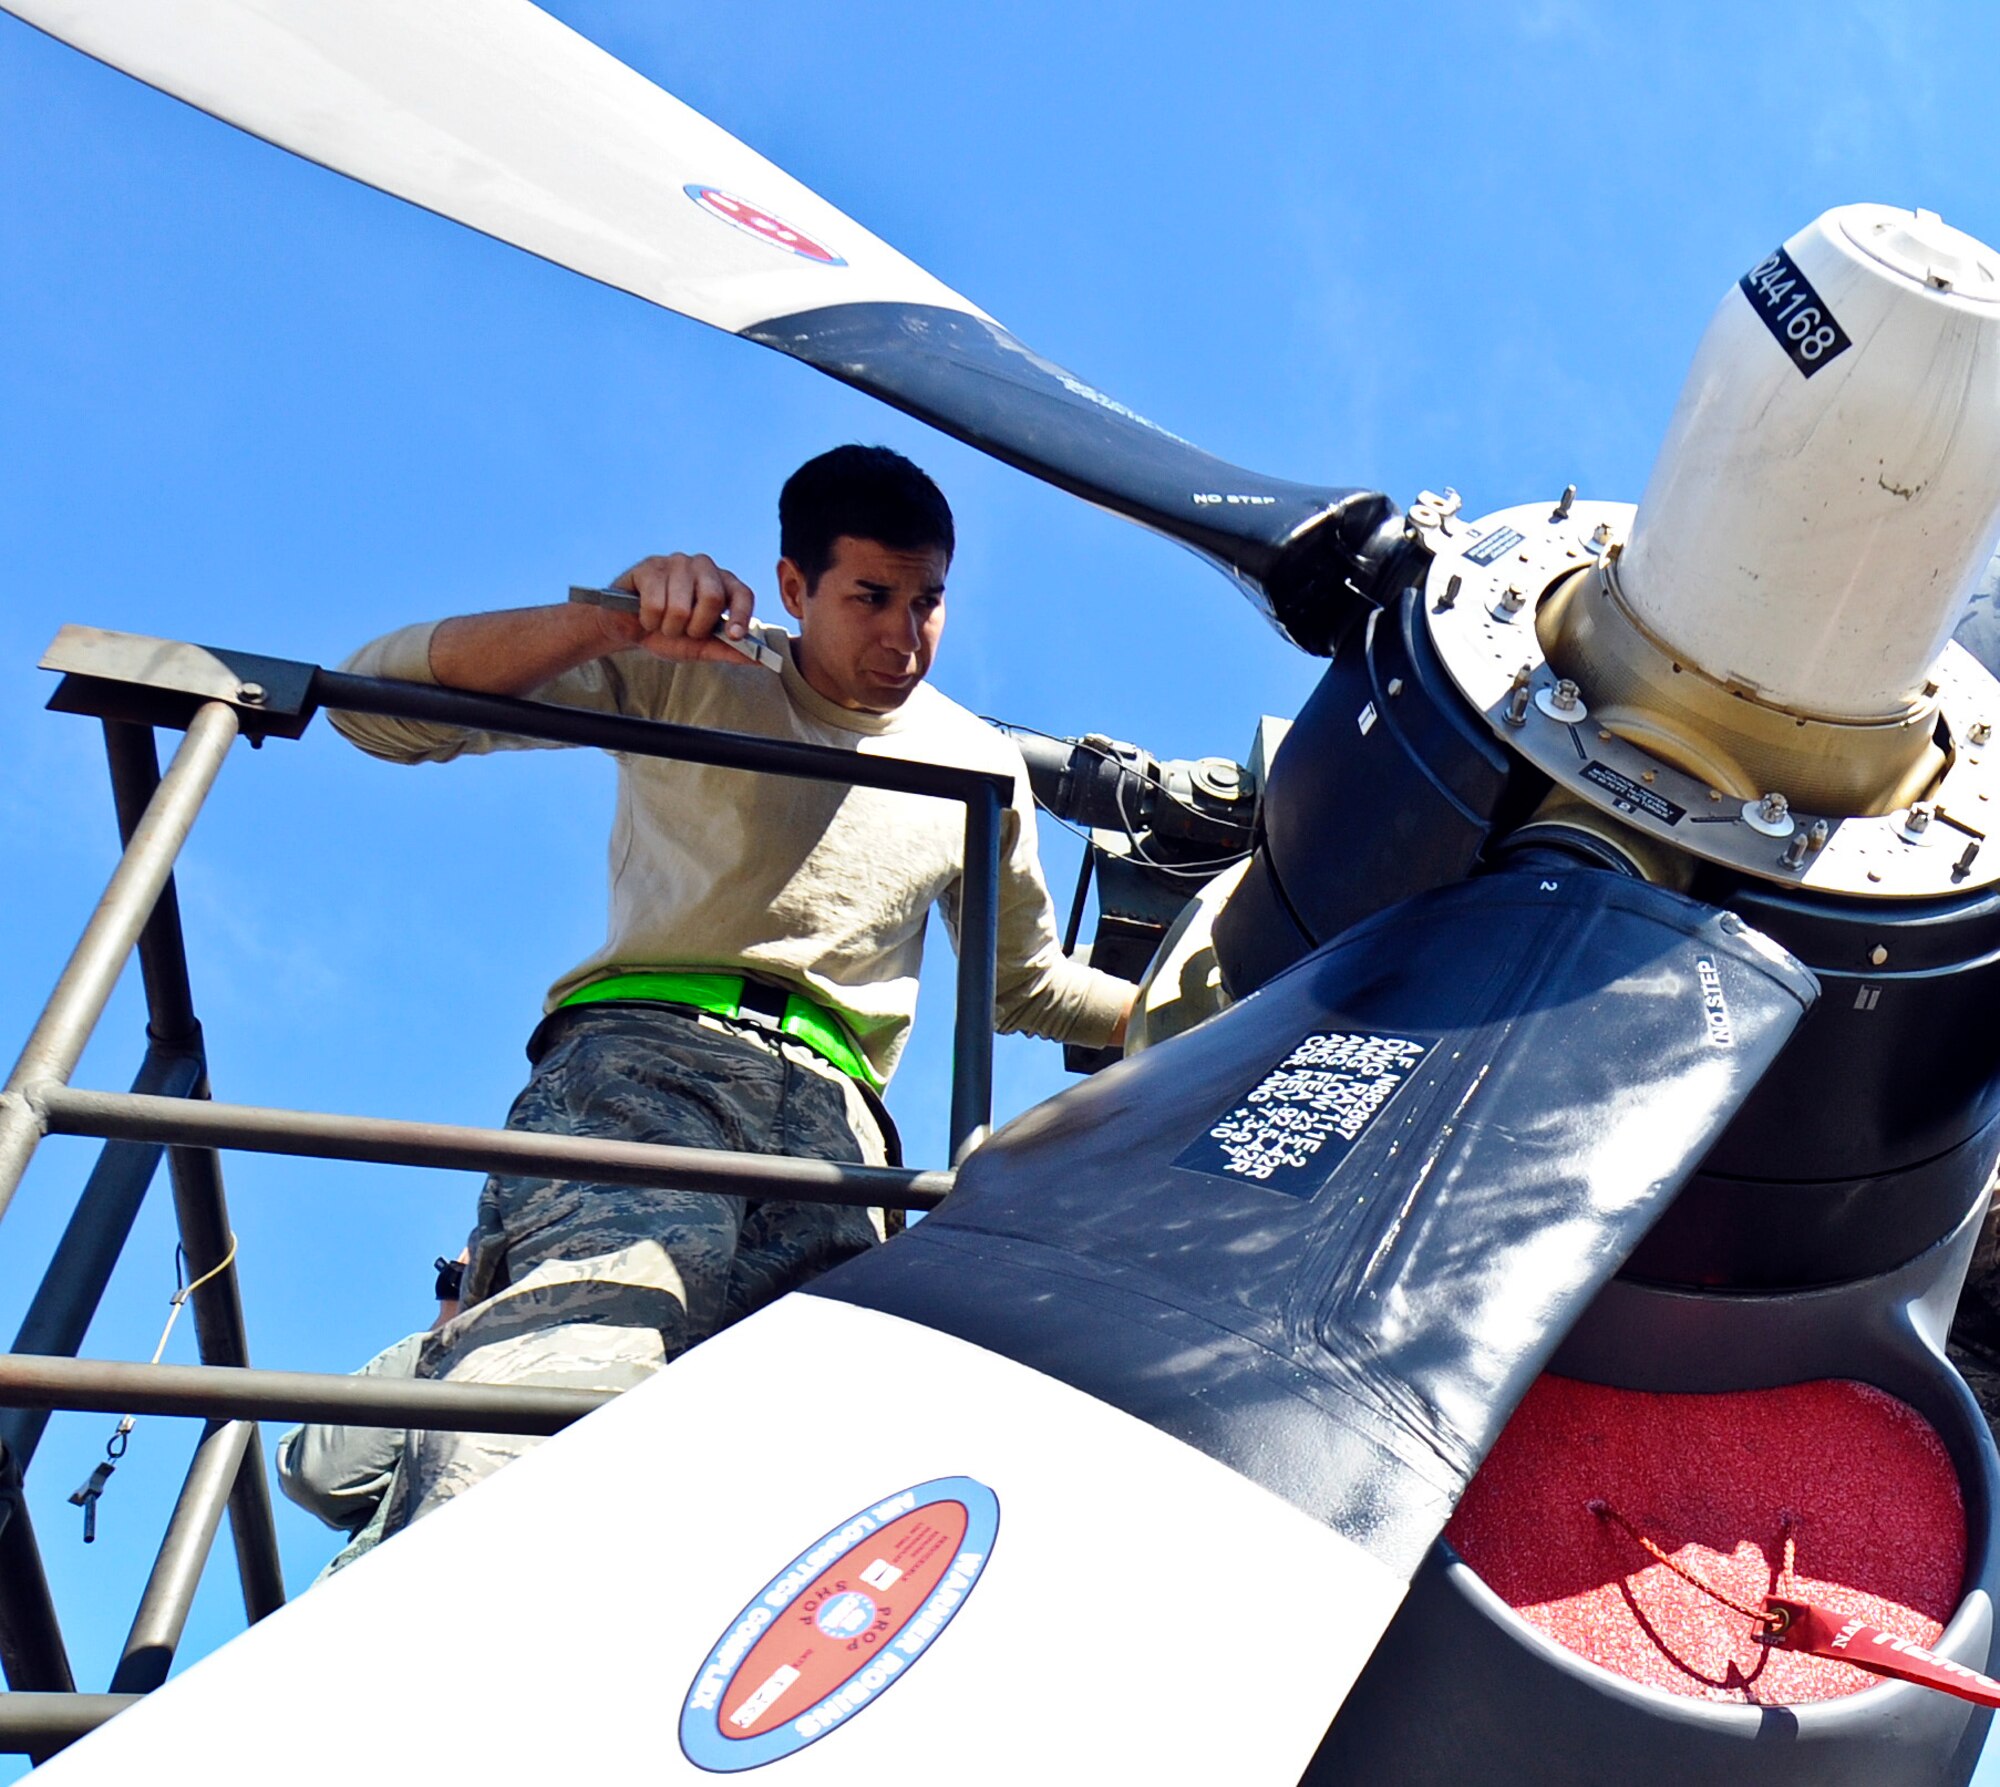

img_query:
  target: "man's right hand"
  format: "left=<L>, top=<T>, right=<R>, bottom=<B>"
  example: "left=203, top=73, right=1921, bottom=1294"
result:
left=606, top=553, right=757, bottom=664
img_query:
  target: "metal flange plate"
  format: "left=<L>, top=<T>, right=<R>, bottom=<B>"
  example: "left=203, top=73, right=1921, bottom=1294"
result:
left=1419, top=498, right=2000, bottom=899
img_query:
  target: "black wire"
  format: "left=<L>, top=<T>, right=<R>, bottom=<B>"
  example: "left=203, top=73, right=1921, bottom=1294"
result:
left=984, top=714, right=1252, bottom=880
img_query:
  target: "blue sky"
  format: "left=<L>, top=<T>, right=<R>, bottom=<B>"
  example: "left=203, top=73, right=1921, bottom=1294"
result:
left=5, top=0, right=2000, bottom=1764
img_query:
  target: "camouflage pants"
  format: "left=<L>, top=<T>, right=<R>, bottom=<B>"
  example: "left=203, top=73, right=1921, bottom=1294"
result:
left=387, top=1003, right=884, bottom=1531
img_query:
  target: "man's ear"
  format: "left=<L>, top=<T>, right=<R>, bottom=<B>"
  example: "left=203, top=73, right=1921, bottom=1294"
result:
left=776, top=558, right=810, bottom=621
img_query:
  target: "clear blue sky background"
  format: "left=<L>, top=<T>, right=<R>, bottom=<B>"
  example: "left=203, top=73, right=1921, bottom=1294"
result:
left=5, top=0, right=2000, bottom=1768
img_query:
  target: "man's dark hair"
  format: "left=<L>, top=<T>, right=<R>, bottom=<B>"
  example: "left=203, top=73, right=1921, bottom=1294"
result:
left=779, top=445, right=955, bottom=589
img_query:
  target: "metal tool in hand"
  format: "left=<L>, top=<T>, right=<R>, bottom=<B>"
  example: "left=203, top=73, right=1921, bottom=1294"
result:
left=567, top=585, right=782, bottom=672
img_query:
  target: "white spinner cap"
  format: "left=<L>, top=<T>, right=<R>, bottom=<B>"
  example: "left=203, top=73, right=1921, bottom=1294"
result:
left=1618, top=205, right=2000, bottom=722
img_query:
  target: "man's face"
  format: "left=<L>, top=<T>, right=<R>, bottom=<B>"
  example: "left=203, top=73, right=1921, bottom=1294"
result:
left=778, top=534, right=948, bottom=713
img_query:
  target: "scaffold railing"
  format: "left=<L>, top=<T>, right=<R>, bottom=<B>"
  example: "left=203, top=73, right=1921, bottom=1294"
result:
left=0, top=626, right=1000, bottom=1760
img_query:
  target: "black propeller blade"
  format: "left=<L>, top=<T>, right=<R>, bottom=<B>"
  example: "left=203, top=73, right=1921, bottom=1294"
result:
left=745, top=301, right=1402, bottom=653
left=823, top=866, right=1818, bottom=1577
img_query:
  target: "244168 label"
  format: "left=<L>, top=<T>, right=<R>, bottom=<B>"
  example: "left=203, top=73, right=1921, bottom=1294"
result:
left=1738, top=246, right=1852, bottom=379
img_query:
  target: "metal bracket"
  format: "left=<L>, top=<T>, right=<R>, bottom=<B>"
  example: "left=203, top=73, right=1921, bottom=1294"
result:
left=40, top=627, right=319, bottom=741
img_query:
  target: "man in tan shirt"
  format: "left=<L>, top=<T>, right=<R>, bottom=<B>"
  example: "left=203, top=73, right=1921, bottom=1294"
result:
left=332, top=445, right=1134, bottom=1527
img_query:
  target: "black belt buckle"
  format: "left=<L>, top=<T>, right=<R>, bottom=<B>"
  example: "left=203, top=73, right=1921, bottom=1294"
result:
left=735, top=978, right=790, bottom=1027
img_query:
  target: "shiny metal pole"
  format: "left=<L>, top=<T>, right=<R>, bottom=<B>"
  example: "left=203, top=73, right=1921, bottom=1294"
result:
left=0, top=1353, right=608, bottom=1435
left=0, top=702, right=237, bottom=1225
left=32, top=1086, right=953, bottom=1210
left=108, top=1420, right=254, bottom=1694
left=0, top=1693, right=138, bottom=1754
left=950, top=784, right=1003, bottom=1159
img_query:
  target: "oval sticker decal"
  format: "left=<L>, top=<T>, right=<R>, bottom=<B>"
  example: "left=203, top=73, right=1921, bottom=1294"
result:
left=684, top=185, right=847, bottom=265
left=680, top=1476, right=999, bottom=1772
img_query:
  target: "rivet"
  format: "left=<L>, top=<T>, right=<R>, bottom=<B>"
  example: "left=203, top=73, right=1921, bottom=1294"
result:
left=1869, top=944, right=1889, bottom=966
left=237, top=682, right=266, bottom=705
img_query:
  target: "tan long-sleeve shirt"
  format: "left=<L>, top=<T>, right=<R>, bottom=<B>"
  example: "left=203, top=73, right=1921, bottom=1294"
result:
left=330, top=621, right=1131, bottom=1085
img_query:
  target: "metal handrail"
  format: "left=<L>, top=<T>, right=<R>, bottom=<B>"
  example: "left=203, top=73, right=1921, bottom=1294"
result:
left=0, top=632, right=1017, bottom=1753
left=311, top=666, right=1008, bottom=1159
left=0, top=1356, right=609, bottom=1439
left=31, top=1085, right=953, bottom=1210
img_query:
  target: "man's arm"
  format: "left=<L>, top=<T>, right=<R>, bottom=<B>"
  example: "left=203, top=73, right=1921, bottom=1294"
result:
left=329, top=553, right=759, bottom=764
left=428, top=553, right=758, bottom=694
left=970, top=760, right=1139, bottom=1051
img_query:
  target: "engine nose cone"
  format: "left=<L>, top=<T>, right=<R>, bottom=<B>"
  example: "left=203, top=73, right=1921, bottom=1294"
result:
left=1842, top=205, right=2000, bottom=298
left=1619, top=203, right=2000, bottom=726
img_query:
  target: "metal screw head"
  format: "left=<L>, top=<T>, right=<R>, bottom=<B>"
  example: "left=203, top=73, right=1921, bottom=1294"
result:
left=1758, top=791, right=1790, bottom=825
left=1501, top=583, right=1526, bottom=611
left=236, top=682, right=266, bottom=704
left=1386, top=678, right=1405, bottom=698
left=1906, top=802, right=1933, bottom=834
left=1869, top=944, right=1890, bottom=966
left=1782, top=831, right=1810, bottom=869
left=1970, top=721, right=1992, bottom=747
left=1552, top=678, right=1580, bottom=713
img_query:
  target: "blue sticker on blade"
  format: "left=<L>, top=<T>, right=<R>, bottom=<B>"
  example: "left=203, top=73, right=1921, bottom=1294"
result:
left=1738, top=246, right=1851, bottom=378
left=1174, top=1030, right=1436, bottom=1196
left=680, top=1477, right=999, bottom=1772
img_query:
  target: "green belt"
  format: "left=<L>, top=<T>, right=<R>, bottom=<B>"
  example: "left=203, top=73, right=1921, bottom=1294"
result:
left=557, top=970, right=884, bottom=1092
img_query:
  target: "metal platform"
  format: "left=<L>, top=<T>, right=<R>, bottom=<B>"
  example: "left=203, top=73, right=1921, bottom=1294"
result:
left=0, top=629, right=1005, bottom=1762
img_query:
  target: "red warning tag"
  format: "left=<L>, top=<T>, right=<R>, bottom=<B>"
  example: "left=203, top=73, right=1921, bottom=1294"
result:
left=1764, top=1597, right=2000, bottom=1707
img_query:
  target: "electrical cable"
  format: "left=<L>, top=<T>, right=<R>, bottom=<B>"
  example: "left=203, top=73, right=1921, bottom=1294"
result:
left=983, top=716, right=1253, bottom=881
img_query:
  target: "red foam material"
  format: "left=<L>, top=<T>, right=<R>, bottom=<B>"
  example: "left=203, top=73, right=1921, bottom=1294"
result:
left=1444, top=1376, right=1965, bottom=1704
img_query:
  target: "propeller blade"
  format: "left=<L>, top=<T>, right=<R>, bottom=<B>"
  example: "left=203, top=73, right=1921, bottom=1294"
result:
left=6, top=0, right=1395, bottom=650
left=822, top=865, right=1819, bottom=1747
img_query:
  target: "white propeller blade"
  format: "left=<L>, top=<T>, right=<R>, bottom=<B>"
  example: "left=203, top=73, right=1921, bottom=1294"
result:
left=5, top=0, right=985, bottom=335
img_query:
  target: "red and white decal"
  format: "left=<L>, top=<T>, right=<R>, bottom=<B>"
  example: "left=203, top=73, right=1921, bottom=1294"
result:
left=683, top=185, right=846, bottom=265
